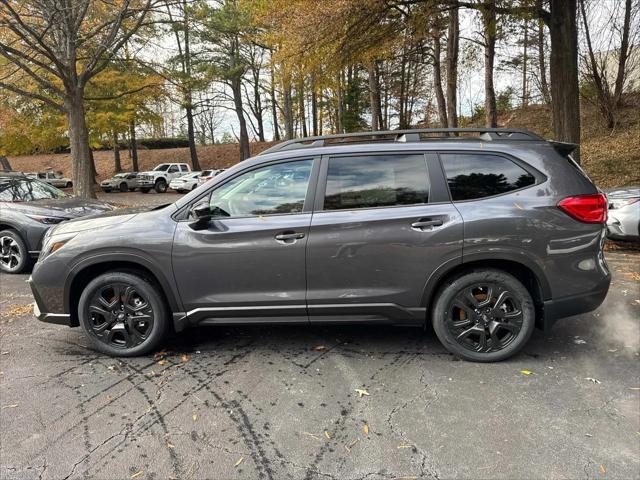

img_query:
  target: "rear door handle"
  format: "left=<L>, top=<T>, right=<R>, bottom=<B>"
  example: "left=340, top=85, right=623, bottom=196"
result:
left=411, top=219, right=444, bottom=231
left=275, top=231, right=305, bottom=243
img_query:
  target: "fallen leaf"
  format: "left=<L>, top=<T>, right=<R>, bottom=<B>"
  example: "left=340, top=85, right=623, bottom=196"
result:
left=234, top=457, right=244, bottom=467
left=573, top=338, right=587, bottom=345
left=362, top=424, right=369, bottom=435
left=520, top=370, right=534, bottom=376
left=192, top=414, right=197, bottom=421
left=345, top=438, right=359, bottom=452
left=585, top=433, right=593, bottom=437
left=166, top=442, right=175, bottom=449
left=314, top=345, right=327, bottom=351
left=302, top=431, right=320, bottom=440
left=181, top=354, right=190, bottom=363
left=2, top=304, right=33, bottom=317
left=599, top=464, right=606, bottom=475
left=585, top=377, right=601, bottom=384
left=629, top=387, right=640, bottom=390
left=107, top=365, right=115, bottom=371
left=1, top=404, right=18, bottom=409
left=130, top=472, right=143, bottom=479
left=627, top=272, right=640, bottom=281
left=355, top=388, right=370, bottom=397
left=397, top=443, right=413, bottom=449
left=158, top=360, right=167, bottom=366
left=324, top=431, right=332, bottom=440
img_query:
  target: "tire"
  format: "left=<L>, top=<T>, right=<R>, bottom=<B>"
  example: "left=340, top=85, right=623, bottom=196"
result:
left=102, top=188, right=112, bottom=193
left=119, top=182, right=128, bottom=192
left=432, top=269, right=535, bottom=362
left=176, top=189, right=184, bottom=194
left=140, top=188, right=150, bottom=194
left=78, top=271, right=169, bottom=357
left=66, top=182, right=72, bottom=188
left=155, top=179, right=167, bottom=193
left=0, top=230, right=30, bottom=274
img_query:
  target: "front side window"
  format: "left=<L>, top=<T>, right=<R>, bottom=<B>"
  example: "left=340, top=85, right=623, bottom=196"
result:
left=0, top=178, right=66, bottom=202
left=208, top=159, right=313, bottom=217
left=324, top=154, right=429, bottom=210
left=154, top=164, right=170, bottom=172
left=440, top=153, right=536, bottom=201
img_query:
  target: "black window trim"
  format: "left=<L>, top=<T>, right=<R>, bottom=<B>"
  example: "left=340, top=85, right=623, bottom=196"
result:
left=173, top=156, right=321, bottom=221
left=314, top=151, right=437, bottom=213
left=437, top=150, right=546, bottom=203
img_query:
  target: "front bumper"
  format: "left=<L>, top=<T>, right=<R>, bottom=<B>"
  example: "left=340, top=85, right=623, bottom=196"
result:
left=138, top=180, right=155, bottom=187
left=29, top=276, right=71, bottom=326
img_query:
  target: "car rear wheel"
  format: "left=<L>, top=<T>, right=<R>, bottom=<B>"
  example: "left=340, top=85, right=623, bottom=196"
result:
left=66, top=181, right=72, bottom=188
left=432, top=269, right=535, bottom=362
left=155, top=179, right=167, bottom=193
left=119, top=182, right=128, bottom=192
left=102, top=188, right=112, bottom=193
left=0, top=230, right=30, bottom=274
left=78, top=272, right=168, bottom=356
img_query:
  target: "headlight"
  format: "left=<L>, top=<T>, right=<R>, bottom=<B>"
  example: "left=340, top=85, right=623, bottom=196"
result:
left=26, top=214, right=68, bottom=224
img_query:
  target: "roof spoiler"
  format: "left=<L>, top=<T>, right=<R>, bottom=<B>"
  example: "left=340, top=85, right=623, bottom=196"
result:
left=549, top=140, right=578, bottom=157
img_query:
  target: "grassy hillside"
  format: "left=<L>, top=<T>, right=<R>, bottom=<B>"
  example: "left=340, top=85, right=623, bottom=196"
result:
left=7, top=97, right=640, bottom=188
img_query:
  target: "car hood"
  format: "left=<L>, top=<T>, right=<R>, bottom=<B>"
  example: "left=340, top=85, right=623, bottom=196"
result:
left=11, top=197, right=114, bottom=219
left=50, top=206, right=155, bottom=235
left=138, top=171, right=159, bottom=176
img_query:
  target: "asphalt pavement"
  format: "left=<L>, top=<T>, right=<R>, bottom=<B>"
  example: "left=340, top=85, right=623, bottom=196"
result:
left=0, top=218, right=638, bottom=479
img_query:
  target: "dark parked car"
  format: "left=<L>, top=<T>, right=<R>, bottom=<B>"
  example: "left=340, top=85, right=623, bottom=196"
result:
left=29, top=129, right=611, bottom=362
left=0, top=172, right=113, bottom=273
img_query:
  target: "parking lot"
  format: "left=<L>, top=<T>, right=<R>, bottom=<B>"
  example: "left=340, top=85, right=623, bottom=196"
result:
left=0, top=242, right=638, bottom=479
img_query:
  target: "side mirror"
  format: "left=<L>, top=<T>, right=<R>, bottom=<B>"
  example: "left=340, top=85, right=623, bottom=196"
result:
left=188, top=201, right=212, bottom=230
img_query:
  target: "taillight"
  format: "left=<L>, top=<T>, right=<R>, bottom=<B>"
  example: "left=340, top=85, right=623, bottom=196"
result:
left=558, top=193, right=608, bottom=223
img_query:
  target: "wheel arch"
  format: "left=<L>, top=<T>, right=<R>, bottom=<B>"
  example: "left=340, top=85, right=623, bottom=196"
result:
left=422, top=256, right=549, bottom=329
left=0, top=222, right=30, bottom=249
left=66, top=257, right=182, bottom=328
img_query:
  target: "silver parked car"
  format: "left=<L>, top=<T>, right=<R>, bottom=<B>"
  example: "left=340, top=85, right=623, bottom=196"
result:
left=101, top=172, right=139, bottom=193
left=606, top=187, right=639, bottom=241
left=26, top=172, right=73, bottom=189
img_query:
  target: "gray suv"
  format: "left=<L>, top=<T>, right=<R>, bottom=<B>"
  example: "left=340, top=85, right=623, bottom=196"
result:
left=29, top=129, right=611, bottom=362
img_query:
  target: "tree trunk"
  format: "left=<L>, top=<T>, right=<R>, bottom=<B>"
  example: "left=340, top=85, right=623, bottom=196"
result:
left=446, top=2, right=459, bottom=129
left=336, top=73, right=344, bottom=133
left=548, top=0, right=581, bottom=161
left=522, top=19, right=528, bottom=107
left=298, top=79, right=308, bottom=137
left=270, top=63, right=281, bottom=141
left=482, top=0, right=498, bottom=127
left=432, top=34, right=448, bottom=128
left=537, top=1, right=551, bottom=105
left=129, top=121, right=139, bottom=172
left=282, top=75, right=294, bottom=140
left=231, top=77, right=250, bottom=161
left=613, top=0, right=632, bottom=105
left=65, top=91, right=95, bottom=199
left=185, top=102, right=201, bottom=170
left=113, top=131, right=122, bottom=172
left=367, top=60, right=382, bottom=131
left=253, top=69, right=265, bottom=142
left=311, top=78, right=319, bottom=136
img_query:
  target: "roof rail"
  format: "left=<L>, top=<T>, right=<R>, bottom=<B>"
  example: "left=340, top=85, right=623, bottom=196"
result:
left=258, top=128, right=544, bottom=156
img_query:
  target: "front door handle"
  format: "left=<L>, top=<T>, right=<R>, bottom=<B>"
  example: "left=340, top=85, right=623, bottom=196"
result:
left=275, top=231, right=305, bottom=243
left=411, top=219, right=444, bottom=231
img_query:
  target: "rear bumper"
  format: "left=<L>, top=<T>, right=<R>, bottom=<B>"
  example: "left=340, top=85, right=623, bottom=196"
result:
left=542, top=277, right=610, bottom=330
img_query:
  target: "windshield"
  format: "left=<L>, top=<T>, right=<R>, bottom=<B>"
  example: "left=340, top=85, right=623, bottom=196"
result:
left=154, top=164, right=170, bottom=172
left=114, top=173, right=128, bottom=178
left=0, top=178, right=67, bottom=202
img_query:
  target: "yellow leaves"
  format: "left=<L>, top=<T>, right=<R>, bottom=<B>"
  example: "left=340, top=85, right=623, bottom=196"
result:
left=344, top=438, right=359, bottom=453
left=362, top=424, right=369, bottom=435
left=192, top=414, right=198, bottom=422
left=130, top=472, right=143, bottom=479
left=181, top=354, right=190, bottom=363
left=324, top=430, right=332, bottom=440
left=1, top=304, right=33, bottom=317
left=519, top=370, right=534, bottom=376
left=234, top=457, right=244, bottom=467
left=1, top=404, right=19, bottom=409
left=599, top=464, right=606, bottom=475
left=355, top=388, right=370, bottom=398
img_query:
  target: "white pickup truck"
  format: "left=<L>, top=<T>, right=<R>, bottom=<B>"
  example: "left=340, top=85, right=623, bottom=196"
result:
left=137, top=163, right=191, bottom=193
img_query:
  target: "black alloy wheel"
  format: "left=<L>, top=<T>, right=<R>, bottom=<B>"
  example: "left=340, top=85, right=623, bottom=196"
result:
left=0, top=230, right=29, bottom=274
left=78, top=272, right=168, bottom=356
left=432, top=269, right=535, bottom=362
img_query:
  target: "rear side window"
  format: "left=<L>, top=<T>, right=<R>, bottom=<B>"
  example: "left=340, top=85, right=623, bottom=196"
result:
left=324, top=154, right=429, bottom=210
left=440, top=153, right=535, bottom=201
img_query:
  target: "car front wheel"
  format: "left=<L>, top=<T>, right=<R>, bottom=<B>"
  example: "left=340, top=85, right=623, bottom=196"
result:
left=155, top=179, right=167, bottom=193
left=78, top=272, right=168, bottom=356
left=0, top=230, right=29, bottom=274
left=432, top=269, right=535, bottom=362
